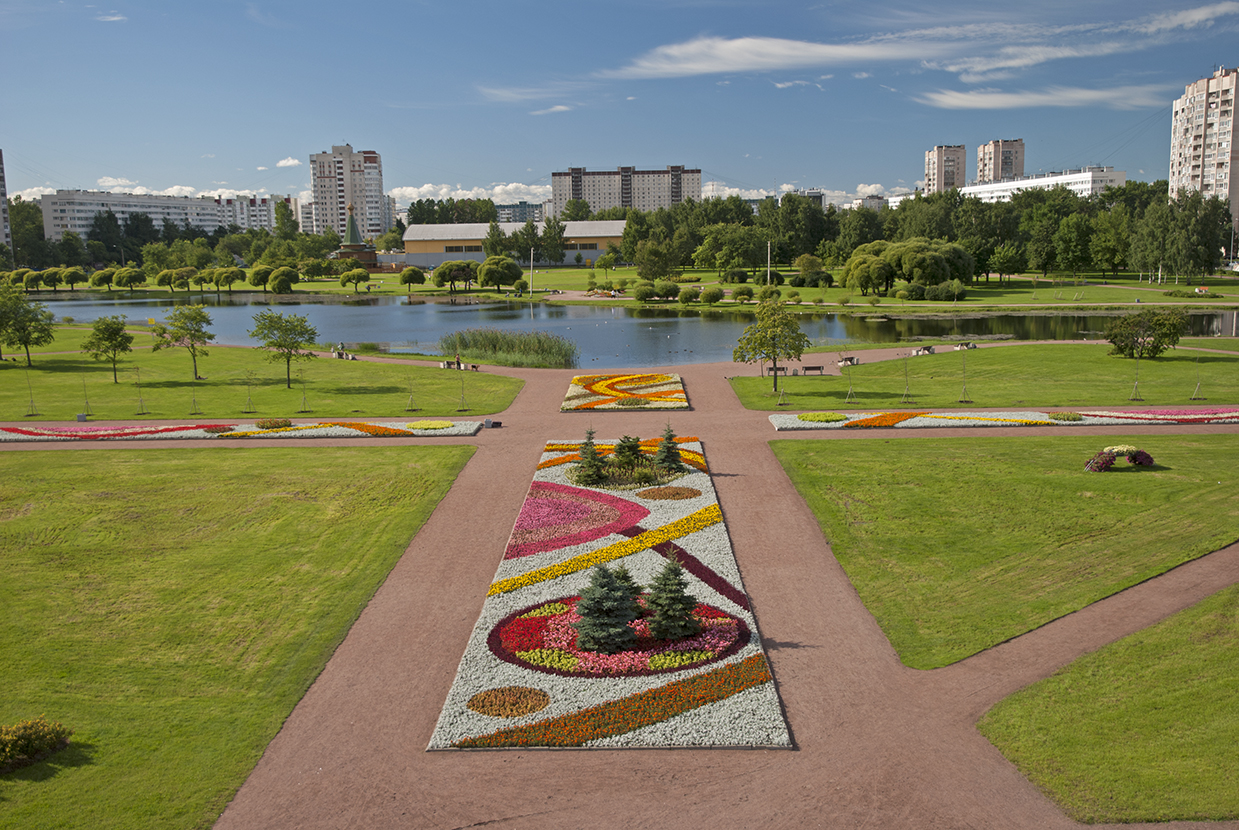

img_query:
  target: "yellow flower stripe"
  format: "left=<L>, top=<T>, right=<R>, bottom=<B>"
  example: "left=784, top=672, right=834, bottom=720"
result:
left=920, top=415, right=1054, bottom=425
left=487, top=504, right=722, bottom=596
left=220, top=424, right=323, bottom=437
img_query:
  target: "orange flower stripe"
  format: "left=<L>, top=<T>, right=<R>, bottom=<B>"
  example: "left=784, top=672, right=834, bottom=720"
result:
left=487, top=504, right=723, bottom=596
left=452, top=653, right=773, bottom=748
left=843, top=412, right=930, bottom=428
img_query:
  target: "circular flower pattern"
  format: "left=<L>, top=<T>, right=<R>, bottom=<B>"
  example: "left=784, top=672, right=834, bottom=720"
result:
left=636, top=486, right=702, bottom=501
left=504, top=482, right=649, bottom=560
left=467, top=687, right=551, bottom=718
left=488, top=596, right=749, bottom=678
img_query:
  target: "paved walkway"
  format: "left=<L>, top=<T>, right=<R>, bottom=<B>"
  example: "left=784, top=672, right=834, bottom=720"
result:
left=6, top=355, right=1239, bottom=829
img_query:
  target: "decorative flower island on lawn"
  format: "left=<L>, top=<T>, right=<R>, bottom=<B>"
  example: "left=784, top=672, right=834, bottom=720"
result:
left=428, top=435, right=789, bottom=749
left=561, top=373, right=688, bottom=411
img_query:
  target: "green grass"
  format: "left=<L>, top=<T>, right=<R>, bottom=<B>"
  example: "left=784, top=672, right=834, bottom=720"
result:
left=731, top=343, right=1239, bottom=410
left=0, top=446, right=474, bottom=829
left=979, top=585, right=1239, bottom=822
left=771, top=435, right=1239, bottom=669
left=1183, top=337, right=1239, bottom=352
left=0, top=333, right=524, bottom=421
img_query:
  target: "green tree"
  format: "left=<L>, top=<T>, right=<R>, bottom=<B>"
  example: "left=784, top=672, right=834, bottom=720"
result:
left=57, top=231, right=87, bottom=267
left=700, top=286, right=724, bottom=305
left=82, top=315, right=134, bottom=382
left=612, top=435, right=643, bottom=469
left=731, top=285, right=754, bottom=304
left=89, top=267, right=116, bottom=291
left=646, top=559, right=701, bottom=640
left=399, top=266, right=426, bottom=292
left=575, top=427, right=607, bottom=485
left=22, top=269, right=42, bottom=293
left=512, top=219, right=541, bottom=264
left=1, top=288, right=55, bottom=366
left=1054, top=213, right=1093, bottom=282
left=41, top=268, right=63, bottom=292
left=249, top=265, right=275, bottom=293
left=151, top=305, right=215, bottom=379
left=653, top=423, right=687, bottom=473
left=988, top=243, right=1027, bottom=283
left=482, top=221, right=510, bottom=258
left=432, top=260, right=478, bottom=293
left=214, top=266, right=244, bottom=295
left=61, top=266, right=87, bottom=292
left=571, top=565, right=640, bottom=654
left=269, top=266, right=298, bottom=294
left=249, top=309, right=320, bottom=388
left=561, top=199, right=592, bottom=220
left=274, top=201, right=299, bottom=240
left=477, top=256, right=522, bottom=289
left=339, top=268, right=370, bottom=293
left=540, top=215, right=567, bottom=265
left=8, top=196, right=54, bottom=268
left=373, top=228, right=404, bottom=251
left=635, top=238, right=675, bottom=280
left=733, top=298, right=811, bottom=391
left=113, top=266, right=146, bottom=295
left=1090, top=206, right=1130, bottom=278
left=677, top=286, right=700, bottom=305
left=1105, top=309, right=1187, bottom=359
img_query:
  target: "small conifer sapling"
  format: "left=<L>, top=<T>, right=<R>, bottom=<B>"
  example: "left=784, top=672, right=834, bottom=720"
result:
left=653, top=423, right=686, bottom=474
left=572, top=565, right=640, bottom=653
left=612, top=434, right=643, bottom=469
left=647, top=559, right=701, bottom=640
left=576, top=427, right=607, bottom=485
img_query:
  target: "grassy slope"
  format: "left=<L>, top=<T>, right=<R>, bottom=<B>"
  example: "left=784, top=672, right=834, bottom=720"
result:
left=979, top=585, right=1239, bottom=823
left=0, top=446, right=473, bottom=829
left=771, top=435, right=1239, bottom=668
left=0, top=334, right=523, bottom=421
left=732, top=343, right=1239, bottom=410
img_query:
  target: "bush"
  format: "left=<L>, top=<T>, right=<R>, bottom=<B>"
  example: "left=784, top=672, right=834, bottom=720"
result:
left=838, top=294, right=852, bottom=307
left=788, top=274, right=806, bottom=288
left=678, top=286, right=700, bottom=305
left=731, top=285, right=754, bottom=303
left=866, top=295, right=880, bottom=306
left=653, top=280, right=679, bottom=299
left=700, top=286, right=724, bottom=305
left=756, top=285, right=781, bottom=302
left=0, top=716, right=72, bottom=767
left=723, top=268, right=749, bottom=284
left=1164, top=289, right=1221, bottom=298
left=632, top=284, right=657, bottom=303
left=786, top=291, right=801, bottom=304
left=256, top=418, right=292, bottom=430
left=512, top=278, right=528, bottom=293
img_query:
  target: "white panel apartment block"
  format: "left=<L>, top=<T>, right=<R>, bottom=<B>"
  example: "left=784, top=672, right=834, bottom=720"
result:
left=1170, top=67, right=1236, bottom=228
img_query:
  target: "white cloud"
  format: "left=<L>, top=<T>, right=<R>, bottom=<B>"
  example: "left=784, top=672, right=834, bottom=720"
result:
left=256, top=166, right=268, bottom=171
left=853, top=72, right=872, bottom=79
left=701, top=180, right=914, bottom=206
left=918, top=84, right=1170, bottom=110
left=477, top=82, right=588, bottom=102
left=197, top=188, right=263, bottom=200
left=93, top=177, right=204, bottom=197
left=13, top=186, right=57, bottom=201
left=96, top=12, right=125, bottom=21
left=201, top=153, right=215, bottom=158
left=97, top=176, right=138, bottom=189
left=387, top=183, right=553, bottom=208
left=276, top=157, right=302, bottom=168
left=531, top=105, right=571, bottom=115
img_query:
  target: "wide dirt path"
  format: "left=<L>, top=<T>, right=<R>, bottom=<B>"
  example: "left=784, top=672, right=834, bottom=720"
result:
left=6, top=353, right=1236, bottom=828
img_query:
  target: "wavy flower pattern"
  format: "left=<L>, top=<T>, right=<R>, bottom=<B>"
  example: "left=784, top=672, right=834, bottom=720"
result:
left=561, top=373, right=689, bottom=411
left=429, top=438, right=788, bottom=750
left=0, top=420, right=482, bottom=441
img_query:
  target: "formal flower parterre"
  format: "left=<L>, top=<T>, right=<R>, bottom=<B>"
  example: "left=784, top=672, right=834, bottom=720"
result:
left=0, top=420, right=483, bottom=442
left=429, top=438, right=789, bottom=750
left=770, top=407, right=1239, bottom=431
left=561, top=373, right=689, bottom=411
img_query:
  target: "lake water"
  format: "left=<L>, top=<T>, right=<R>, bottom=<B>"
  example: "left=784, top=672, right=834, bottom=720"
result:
left=39, top=293, right=1237, bottom=368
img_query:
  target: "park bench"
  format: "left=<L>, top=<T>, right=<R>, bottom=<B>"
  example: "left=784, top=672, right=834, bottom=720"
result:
left=769, top=366, right=789, bottom=375
left=912, top=346, right=935, bottom=356
left=837, top=356, right=859, bottom=367
left=953, top=342, right=976, bottom=351
left=802, top=365, right=825, bottom=375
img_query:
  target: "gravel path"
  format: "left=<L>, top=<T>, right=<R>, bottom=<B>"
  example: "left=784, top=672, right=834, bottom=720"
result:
left=5, top=353, right=1238, bottom=829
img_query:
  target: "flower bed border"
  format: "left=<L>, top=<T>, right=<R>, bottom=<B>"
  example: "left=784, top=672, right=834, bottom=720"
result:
left=770, top=407, right=1239, bottom=431
left=0, top=420, right=483, bottom=442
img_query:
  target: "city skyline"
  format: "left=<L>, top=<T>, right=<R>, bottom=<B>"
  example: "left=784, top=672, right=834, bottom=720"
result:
left=2, top=1, right=1237, bottom=210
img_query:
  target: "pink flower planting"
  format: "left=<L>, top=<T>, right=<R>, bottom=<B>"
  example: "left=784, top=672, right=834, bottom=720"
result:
left=504, top=482, right=649, bottom=559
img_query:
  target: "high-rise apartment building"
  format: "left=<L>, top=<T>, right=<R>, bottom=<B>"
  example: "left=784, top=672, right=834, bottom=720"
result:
left=0, top=150, right=11, bottom=256
left=924, top=145, right=966, bottom=193
left=215, top=194, right=297, bottom=232
left=1170, top=67, right=1237, bottom=229
left=550, top=165, right=701, bottom=216
left=977, top=139, right=1025, bottom=183
left=309, top=144, right=391, bottom=238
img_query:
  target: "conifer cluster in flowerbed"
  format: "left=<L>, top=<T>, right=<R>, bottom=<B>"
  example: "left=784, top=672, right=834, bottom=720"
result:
left=571, top=426, right=688, bottom=489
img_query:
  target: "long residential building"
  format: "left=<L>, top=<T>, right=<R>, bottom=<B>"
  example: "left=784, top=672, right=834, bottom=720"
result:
left=550, top=166, right=701, bottom=216
left=924, top=145, right=966, bottom=194
left=0, top=150, right=11, bottom=255
left=959, top=167, right=1126, bottom=203
left=38, top=190, right=296, bottom=241
left=309, top=144, right=392, bottom=237
left=1170, top=66, right=1236, bottom=229
left=402, top=219, right=625, bottom=269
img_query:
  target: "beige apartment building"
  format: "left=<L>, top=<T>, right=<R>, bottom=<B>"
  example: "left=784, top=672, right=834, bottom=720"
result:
left=1170, top=67, right=1237, bottom=232
left=977, top=139, right=1025, bottom=183
left=309, top=144, right=392, bottom=238
left=550, top=166, right=701, bottom=216
left=0, top=150, right=10, bottom=255
left=924, top=145, right=966, bottom=194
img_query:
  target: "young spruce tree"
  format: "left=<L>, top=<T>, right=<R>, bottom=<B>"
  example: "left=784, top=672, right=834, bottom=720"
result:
left=653, top=423, right=686, bottom=474
left=612, top=434, right=643, bottom=470
left=647, top=559, right=701, bottom=640
left=572, top=565, right=641, bottom=653
left=576, top=427, right=607, bottom=485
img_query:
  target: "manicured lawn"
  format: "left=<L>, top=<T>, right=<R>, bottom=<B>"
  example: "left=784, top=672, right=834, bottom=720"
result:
left=771, top=435, right=1239, bottom=668
left=0, top=446, right=474, bottom=830
left=0, top=337, right=524, bottom=420
left=732, top=343, right=1239, bottom=410
left=979, top=585, right=1239, bottom=822
left=1183, top=337, right=1239, bottom=352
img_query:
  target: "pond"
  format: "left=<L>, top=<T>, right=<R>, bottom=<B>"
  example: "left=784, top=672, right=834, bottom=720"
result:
left=38, top=293, right=1238, bottom=368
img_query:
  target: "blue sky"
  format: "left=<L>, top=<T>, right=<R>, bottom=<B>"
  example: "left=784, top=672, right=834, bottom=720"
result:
left=2, top=0, right=1236, bottom=209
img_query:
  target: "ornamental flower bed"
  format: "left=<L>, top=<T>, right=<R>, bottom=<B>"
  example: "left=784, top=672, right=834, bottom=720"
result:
left=0, top=420, right=482, bottom=442
left=428, top=438, right=789, bottom=749
left=769, top=407, right=1239, bottom=431
left=561, top=373, right=688, bottom=411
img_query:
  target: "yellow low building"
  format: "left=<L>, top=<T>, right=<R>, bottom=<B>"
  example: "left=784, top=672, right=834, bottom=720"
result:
left=401, top=220, right=625, bottom=269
